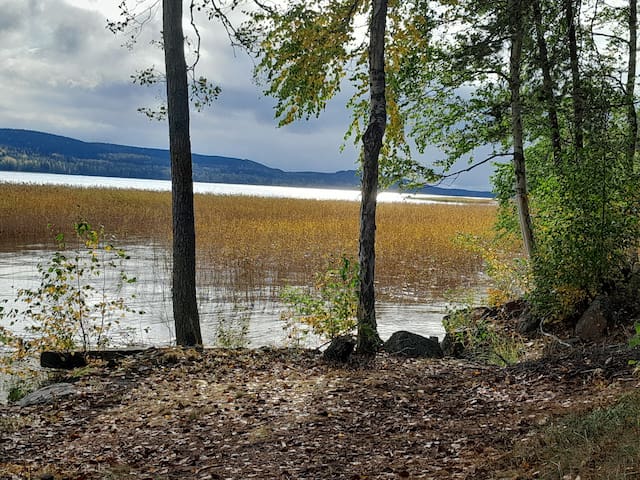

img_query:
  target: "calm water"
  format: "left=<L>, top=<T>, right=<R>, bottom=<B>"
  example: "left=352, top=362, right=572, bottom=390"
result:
left=0, top=170, right=490, bottom=205
left=0, top=244, right=449, bottom=348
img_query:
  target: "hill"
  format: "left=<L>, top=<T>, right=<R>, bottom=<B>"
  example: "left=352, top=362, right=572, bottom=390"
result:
left=0, top=128, right=493, bottom=197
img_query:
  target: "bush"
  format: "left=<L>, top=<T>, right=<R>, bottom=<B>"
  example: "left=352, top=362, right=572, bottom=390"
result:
left=0, top=222, right=142, bottom=369
left=280, top=255, right=358, bottom=345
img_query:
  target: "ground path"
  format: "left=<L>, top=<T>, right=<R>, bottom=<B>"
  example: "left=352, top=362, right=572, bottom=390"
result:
left=1, top=345, right=638, bottom=479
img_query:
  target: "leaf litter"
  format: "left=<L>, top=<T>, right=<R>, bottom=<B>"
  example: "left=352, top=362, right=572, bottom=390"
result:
left=1, top=344, right=638, bottom=479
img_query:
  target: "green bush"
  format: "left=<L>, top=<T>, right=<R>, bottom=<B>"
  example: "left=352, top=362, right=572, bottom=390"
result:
left=493, top=133, right=640, bottom=324
left=0, top=222, right=142, bottom=369
left=280, top=255, right=358, bottom=345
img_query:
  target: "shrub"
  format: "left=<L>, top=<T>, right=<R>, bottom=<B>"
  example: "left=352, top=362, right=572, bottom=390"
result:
left=0, top=222, right=141, bottom=369
left=280, top=255, right=359, bottom=345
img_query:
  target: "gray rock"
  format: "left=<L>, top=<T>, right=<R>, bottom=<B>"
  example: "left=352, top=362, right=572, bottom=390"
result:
left=575, top=296, right=609, bottom=341
left=384, top=331, right=443, bottom=358
left=441, top=332, right=465, bottom=357
left=18, top=383, right=76, bottom=407
left=516, top=309, right=540, bottom=335
left=323, top=336, right=356, bottom=363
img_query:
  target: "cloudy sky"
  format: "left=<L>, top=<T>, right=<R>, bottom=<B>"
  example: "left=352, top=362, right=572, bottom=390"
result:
left=0, top=0, right=495, bottom=191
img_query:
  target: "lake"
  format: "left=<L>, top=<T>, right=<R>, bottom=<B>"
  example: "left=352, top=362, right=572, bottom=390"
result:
left=0, top=170, right=488, bottom=205
left=0, top=171, right=473, bottom=346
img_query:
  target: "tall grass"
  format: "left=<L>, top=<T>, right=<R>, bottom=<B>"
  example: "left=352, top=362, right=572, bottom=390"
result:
left=0, top=183, right=498, bottom=301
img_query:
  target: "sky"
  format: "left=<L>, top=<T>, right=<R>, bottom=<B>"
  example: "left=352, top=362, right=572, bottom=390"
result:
left=0, top=0, right=495, bottom=191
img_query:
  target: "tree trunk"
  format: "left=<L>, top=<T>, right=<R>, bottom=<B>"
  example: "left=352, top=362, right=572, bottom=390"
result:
left=532, top=0, right=562, bottom=166
left=510, top=0, right=535, bottom=259
left=356, top=0, right=387, bottom=355
left=163, top=0, right=202, bottom=346
left=627, top=0, right=638, bottom=169
left=565, top=0, right=584, bottom=153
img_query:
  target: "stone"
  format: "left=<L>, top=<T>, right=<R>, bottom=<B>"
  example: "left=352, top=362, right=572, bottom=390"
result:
left=441, top=332, right=465, bottom=357
left=575, top=295, right=609, bottom=341
left=18, top=383, right=76, bottom=407
left=323, top=336, right=356, bottom=363
left=501, top=299, right=526, bottom=319
left=40, top=351, right=87, bottom=369
left=384, top=331, right=443, bottom=358
left=516, top=309, right=540, bottom=335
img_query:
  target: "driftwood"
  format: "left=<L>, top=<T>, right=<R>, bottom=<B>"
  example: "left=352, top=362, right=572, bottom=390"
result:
left=40, top=349, right=146, bottom=369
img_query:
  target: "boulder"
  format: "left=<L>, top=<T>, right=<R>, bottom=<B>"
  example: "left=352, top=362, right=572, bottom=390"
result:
left=501, top=299, right=526, bottom=319
left=18, top=383, right=76, bottom=407
left=575, top=296, right=609, bottom=341
left=323, top=336, right=356, bottom=363
left=40, top=351, right=87, bottom=369
left=384, top=331, right=443, bottom=358
left=516, top=309, right=540, bottom=335
left=441, top=332, right=465, bottom=357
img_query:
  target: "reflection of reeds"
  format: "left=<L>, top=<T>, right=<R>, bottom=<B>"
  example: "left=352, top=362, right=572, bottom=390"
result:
left=0, top=183, right=497, bottom=301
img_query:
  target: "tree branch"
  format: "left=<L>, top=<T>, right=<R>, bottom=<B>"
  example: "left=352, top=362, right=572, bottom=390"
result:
left=435, top=152, right=511, bottom=185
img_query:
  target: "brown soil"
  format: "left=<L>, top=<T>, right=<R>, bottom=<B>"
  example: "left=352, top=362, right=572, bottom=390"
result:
left=1, top=343, right=638, bottom=480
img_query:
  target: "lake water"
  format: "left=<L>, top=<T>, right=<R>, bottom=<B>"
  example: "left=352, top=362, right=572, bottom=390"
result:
left=0, top=170, right=489, bottom=205
left=0, top=170, right=491, bottom=348
left=0, top=239, right=450, bottom=349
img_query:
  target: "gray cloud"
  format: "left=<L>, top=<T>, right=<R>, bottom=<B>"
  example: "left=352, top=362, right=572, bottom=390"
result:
left=0, top=0, right=493, bottom=190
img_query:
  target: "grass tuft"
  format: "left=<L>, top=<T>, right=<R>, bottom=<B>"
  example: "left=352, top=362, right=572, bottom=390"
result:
left=507, top=391, right=640, bottom=479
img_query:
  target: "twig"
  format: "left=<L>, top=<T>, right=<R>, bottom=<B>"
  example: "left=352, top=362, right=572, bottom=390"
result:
left=435, top=152, right=511, bottom=185
left=539, top=316, right=573, bottom=348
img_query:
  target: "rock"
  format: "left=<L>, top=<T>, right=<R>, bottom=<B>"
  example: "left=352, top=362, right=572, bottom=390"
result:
left=323, top=336, right=356, bottom=362
left=501, top=299, right=526, bottom=319
left=384, top=331, right=443, bottom=358
left=575, top=295, right=609, bottom=341
left=516, top=309, right=540, bottom=335
left=18, top=383, right=76, bottom=407
left=441, top=332, right=465, bottom=357
left=40, top=351, right=87, bottom=369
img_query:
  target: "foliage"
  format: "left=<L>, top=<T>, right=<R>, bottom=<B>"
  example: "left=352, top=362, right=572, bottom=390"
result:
left=7, top=379, right=32, bottom=403
left=455, top=232, right=531, bottom=307
left=214, top=305, right=251, bottom=349
left=241, top=0, right=437, bottom=188
left=0, top=222, right=141, bottom=368
left=494, top=130, right=640, bottom=323
left=630, top=322, right=640, bottom=350
left=280, top=255, right=359, bottom=345
left=443, top=307, right=525, bottom=366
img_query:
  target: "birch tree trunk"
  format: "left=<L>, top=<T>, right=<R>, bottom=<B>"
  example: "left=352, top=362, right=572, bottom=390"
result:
left=510, top=0, right=535, bottom=259
left=163, top=0, right=203, bottom=346
left=627, top=0, right=638, bottom=169
left=356, top=0, right=387, bottom=354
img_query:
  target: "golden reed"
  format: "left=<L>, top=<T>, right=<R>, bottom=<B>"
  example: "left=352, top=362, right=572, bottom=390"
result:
left=0, top=183, right=497, bottom=301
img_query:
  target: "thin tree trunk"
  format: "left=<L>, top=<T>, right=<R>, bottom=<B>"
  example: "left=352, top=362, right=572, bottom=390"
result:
left=510, top=0, right=535, bottom=259
left=163, top=0, right=202, bottom=346
left=565, top=0, right=584, bottom=152
left=356, top=0, right=387, bottom=355
left=627, top=0, right=638, bottom=169
left=532, top=0, right=562, bottom=166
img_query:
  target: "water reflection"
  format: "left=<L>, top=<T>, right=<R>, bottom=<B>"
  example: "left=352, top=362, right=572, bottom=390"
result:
left=0, top=244, right=454, bottom=348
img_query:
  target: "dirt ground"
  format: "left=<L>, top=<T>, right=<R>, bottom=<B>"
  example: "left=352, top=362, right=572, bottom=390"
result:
left=1, top=343, right=639, bottom=480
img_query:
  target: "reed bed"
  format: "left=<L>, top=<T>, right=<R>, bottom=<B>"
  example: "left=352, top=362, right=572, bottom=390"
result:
left=0, top=183, right=498, bottom=302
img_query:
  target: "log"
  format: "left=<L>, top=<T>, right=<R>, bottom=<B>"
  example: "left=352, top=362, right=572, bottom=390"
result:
left=40, top=348, right=147, bottom=369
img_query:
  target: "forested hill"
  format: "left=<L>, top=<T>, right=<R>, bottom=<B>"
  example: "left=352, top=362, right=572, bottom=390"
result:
left=0, top=129, right=493, bottom=197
